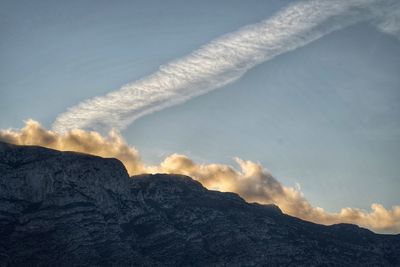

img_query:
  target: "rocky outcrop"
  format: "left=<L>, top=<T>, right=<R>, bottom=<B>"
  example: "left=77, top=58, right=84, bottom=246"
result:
left=0, top=141, right=399, bottom=266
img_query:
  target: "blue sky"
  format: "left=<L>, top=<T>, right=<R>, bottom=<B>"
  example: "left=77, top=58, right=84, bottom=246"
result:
left=1, top=0, right=399, bottom=212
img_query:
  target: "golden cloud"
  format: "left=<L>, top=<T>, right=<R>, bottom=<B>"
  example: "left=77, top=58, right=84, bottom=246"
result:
left=1, top=120, right=399, bottom=234
left=0, top=119, right=145, bottom=174
left=156, top=154, right=400, bottom=233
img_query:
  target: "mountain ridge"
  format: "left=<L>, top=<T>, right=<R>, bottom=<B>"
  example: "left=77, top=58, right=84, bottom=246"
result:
left=0, top=141, right=399, bottom=266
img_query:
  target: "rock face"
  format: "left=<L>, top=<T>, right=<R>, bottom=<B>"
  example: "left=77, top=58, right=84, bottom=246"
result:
left=0, top=141, right=399, bottom=266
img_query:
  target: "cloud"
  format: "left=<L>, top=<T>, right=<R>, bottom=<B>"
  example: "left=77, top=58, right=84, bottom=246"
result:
left=2, top=120, right=399, bottom=234
left=375, top=2, right=400, bottom=40
left=52, top=0, right=397, bottom=133
left=156, top=154, right=400, bottom=233
left=0, top=119, right=145, bottom=174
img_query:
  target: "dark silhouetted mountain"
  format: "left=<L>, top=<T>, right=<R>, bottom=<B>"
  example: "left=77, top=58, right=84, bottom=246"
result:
left=0, top=141, right=399, bottom=266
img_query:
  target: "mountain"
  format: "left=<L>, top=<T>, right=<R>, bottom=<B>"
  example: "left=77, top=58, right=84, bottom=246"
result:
left=0, top=141, right=399, bottom=266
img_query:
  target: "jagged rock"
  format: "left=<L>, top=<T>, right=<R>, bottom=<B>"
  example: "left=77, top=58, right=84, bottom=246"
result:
left=0, top=141, right=399, bottom=266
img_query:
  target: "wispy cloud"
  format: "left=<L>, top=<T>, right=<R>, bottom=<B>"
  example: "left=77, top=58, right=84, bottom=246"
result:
left=375, top=2, right=400, bottom=40
left=52, top=0, right=398, bottom=133
left=2, top=120, right=400, bottom=234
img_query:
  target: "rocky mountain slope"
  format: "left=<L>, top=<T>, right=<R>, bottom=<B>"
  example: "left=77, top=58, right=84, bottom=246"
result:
left=0, top=141, right=399, bottom=266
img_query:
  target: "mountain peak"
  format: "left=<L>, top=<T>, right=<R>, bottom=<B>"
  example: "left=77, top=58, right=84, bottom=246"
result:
left=0, top=142, right=399, bottom=266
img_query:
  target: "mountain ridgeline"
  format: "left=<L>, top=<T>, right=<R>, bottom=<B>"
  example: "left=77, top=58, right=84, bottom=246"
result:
left=0, top=141, right=399, bottom=266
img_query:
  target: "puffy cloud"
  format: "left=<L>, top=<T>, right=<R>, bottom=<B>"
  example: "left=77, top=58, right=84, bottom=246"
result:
left=1, top=120, right=399, bottom=233
left=156, top=154, right=400, bottom=233
left=0, top=119, right=145, bottom=174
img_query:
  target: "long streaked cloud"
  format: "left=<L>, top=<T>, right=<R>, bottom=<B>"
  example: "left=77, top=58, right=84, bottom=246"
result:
left=52, top=0, right=398, bottom=133
left=2, top=120, right=399, bottom=234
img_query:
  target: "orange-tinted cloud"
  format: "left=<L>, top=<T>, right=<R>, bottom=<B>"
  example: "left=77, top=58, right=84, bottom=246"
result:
left=0, top=119, right=145, bottom=174
left=155, top=154, right=400, bottom=233
left=1, top=120, right=399, bottom=233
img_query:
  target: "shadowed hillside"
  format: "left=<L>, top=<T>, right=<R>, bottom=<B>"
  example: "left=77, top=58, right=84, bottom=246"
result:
left=0, top=141, right=399, bottom=266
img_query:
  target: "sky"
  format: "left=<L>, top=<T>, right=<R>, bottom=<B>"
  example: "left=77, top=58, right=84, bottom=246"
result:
left=1, top=0, right=399, bottom=218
